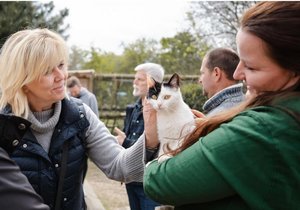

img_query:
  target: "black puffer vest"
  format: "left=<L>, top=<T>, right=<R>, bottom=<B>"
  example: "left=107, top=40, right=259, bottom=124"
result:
left=0, top=114, right=31, bottom=153
left=2, top=98, right=90, bottom=210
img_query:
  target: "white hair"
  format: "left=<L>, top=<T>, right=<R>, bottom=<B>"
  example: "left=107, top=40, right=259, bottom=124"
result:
left=134, top=63, right=165, bottom=83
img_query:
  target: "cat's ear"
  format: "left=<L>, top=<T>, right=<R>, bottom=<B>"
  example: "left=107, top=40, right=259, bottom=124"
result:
left=147, top=76, right=155, bottom=88
left=147, top=78, right=161, bottom=100
left=168, top=73, right=180, bottom=89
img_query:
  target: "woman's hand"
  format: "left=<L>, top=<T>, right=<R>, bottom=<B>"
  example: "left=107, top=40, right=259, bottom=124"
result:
left=143, top=98, right=159, bottom=149
left=191, top=109, right=206, bottom=119
left=114, top=127, right=126, bottom=145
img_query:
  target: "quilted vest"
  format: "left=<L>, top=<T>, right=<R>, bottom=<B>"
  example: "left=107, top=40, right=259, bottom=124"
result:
left=8, top=98, right=90, bottom=210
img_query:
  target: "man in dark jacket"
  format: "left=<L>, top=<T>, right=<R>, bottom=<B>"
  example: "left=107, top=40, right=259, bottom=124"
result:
left=114, top=63, right=164, bottom=210
left=0, top=114, right=49, bottom=210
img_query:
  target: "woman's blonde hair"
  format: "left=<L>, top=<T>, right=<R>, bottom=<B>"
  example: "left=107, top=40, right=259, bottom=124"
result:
left=0, top=28, right=69, bottom=118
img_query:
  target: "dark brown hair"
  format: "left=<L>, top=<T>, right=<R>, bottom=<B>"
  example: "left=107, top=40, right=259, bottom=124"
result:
left=205, top=48, right=239, bottom=81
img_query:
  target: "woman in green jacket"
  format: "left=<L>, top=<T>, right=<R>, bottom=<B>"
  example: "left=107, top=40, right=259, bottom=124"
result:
left=143, top=2, right=300, bottom=210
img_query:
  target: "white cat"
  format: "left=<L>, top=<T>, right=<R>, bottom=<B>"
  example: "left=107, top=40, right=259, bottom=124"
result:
left=148, top=73, right=195, bottom=163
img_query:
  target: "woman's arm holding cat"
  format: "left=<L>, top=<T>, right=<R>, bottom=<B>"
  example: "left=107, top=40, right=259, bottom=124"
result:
left=143, top=98, right=159, bottom=149
left=143, top=98, right=160, bottom=162
left=114, top=127, right=126, bottom=145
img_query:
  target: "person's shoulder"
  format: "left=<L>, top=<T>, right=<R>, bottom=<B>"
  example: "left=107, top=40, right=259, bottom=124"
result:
left=82, top=88, right=96, bottom=99
left=126, top=99, right=140, bottom=109
left=81, top=87, right=92, bottom=94
left=232, top=105, right=297, bottom=131
left=202, top=107, right=285, bottom=148
left=237, top=106, right=280, bottom=120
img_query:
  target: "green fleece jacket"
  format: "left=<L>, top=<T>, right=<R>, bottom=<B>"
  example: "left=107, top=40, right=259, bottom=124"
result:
left=144, top=96, right=300, bottom=210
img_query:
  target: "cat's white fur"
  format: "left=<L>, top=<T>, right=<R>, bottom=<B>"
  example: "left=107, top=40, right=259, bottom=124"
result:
left=149, top=74, right=195, bottom=162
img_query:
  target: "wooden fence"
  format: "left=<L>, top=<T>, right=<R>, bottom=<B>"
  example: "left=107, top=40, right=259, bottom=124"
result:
left=68, top=70, right=201, bottom=132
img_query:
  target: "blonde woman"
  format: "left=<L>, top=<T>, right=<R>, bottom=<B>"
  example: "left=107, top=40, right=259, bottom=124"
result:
left=0, top=28, right=151, bottom=210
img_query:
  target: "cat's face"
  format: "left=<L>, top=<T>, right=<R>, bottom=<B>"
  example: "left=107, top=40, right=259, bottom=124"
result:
left=148, top=73, right=182, bottom=112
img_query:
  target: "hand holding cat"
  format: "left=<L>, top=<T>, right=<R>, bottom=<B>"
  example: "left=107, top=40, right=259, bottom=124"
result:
left=142, top=97, right=159, bottom=149
left=191, top=109, right=206, bottom=119
left=114, top=127, right=126, bottom=145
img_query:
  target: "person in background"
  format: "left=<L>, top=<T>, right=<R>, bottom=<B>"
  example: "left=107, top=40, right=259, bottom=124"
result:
left=143, top=2, right=300, bottom=209
left=0, top=28, right=155, bottom=210
left=114, top=62, right=164, bottom=210
left=0, top=114, right=49, bottom=210
left=199, top=47, right=245, bottom=116
left=67, top=75, right=99, bottom=117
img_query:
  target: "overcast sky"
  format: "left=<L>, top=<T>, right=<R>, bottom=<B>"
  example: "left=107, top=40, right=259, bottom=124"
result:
left=53, top=0, right=190, bottom=54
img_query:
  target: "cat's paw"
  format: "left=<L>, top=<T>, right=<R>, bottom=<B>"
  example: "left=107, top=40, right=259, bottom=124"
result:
left=157, top=154, right=173, bottom=163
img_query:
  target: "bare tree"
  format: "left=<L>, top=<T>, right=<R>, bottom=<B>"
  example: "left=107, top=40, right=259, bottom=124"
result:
left=187, top=1, right=256, bottom=50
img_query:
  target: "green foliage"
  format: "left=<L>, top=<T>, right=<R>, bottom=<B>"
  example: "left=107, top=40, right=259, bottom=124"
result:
left=181, top=83, right=207, bottom=111
left=83, top=47, right=122, bottom=73
left=118, top=38, right=160, bottom=73
left=73, top=31, right=209, bottom=76
left=33, top=2, right=69, bottom=38
left=70, top=30, right=210, bottom=114
left=159, top=31, right=209, bottom=75
left=77, top=38, right=160, bottom=74
left=0, top=1, right=69, bottom=46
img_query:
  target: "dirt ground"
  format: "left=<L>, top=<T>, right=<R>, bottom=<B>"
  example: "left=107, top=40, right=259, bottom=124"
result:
left=85, top=160, right=130, bottom=210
